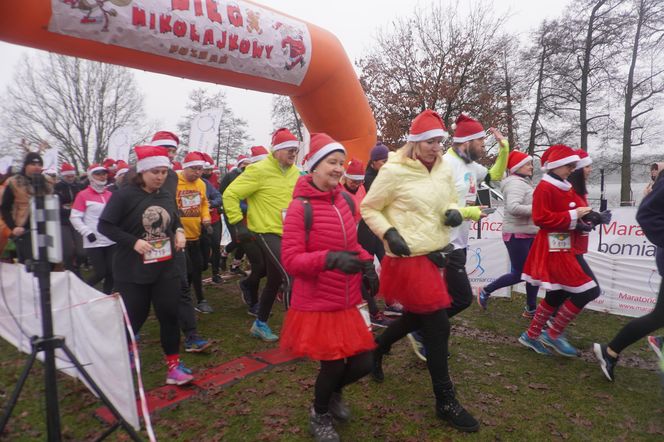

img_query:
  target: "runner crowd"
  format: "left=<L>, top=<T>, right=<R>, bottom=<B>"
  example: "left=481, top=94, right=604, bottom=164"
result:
left=0, top=110, right=663, bottom=440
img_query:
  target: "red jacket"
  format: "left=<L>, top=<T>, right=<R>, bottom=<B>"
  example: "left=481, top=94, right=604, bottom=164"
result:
left=282, top=175, right=372, bottom=312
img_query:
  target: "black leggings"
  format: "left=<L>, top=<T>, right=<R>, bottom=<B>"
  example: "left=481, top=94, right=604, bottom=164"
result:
left=242, top=239, right=266, bottom=306
left=117, top=277, right=181, bottom=355
left=201, top=220, right=222, bottom=274
left=445, top=248, right=473, bottom=318
left=86, top=245, right=115, bottom=294
left=609, top=282, right=664, bottom=353
left=375, top=309, right=452, bottom=401
left=256, top=233, right=291, bottom=322
left=186, top=241, right=204, bottom=302
left=314, top=351, right=373, bottom=414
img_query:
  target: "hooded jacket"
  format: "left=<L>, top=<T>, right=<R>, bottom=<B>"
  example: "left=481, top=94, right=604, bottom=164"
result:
left=282, top=175, right=372, bottom=312
left=360, top=149, right=460, bottom=257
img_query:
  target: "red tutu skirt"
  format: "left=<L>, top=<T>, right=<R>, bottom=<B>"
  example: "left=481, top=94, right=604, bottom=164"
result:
left=280, top=307, right=376, bottom=361
left=380, top=255, right=451, bottom=313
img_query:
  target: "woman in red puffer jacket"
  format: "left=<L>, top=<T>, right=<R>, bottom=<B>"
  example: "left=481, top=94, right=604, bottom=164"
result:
left=280, top=133, right=377, bottom=442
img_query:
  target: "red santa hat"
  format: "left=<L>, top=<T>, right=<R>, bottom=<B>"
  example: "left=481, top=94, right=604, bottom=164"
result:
left=102, top=158, right=116, bottom=170
left=250, top=145, right=269, bottom=163
left=182, top=151, right=207, bottom=169
left=60, top=162, right=76, bottom=176
left=115, top=160, right=129, bottom=177
left=452, top=114, right=485, bottom=143
left=236, top=154, right=250, bottom=167
left=135, top=145, right=171, bottom=172
left=575, top=149, right=592, bottom=169
left=344, top=158, right=365, bottom=181
left=305, top=133, right=346, bottom=171
left=201, top=152, right=215, bottom=169
left=87, top=163, right=107, bottom=174
left=507, top=150, right=533, bottom=174
left=271, top=128, right=299, bottom=152
left=541, top=144, right=580, bottom=171
left=407, top=110, right=447, bottom=142
left=151, top=131, right=179, bottom=148
left=172, top=161, right=183, bottom=171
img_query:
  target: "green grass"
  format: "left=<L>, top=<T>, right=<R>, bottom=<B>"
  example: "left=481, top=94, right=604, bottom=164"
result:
left=1, top=278, right=663, bottom=441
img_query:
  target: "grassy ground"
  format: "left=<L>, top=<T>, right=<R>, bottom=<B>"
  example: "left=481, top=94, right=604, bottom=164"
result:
left=1, top=273, right=663, bottom=441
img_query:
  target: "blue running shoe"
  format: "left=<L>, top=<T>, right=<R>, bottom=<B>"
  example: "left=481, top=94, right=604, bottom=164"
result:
left=184, top=335, right=211, bottom=353
left=518, top=332, right=551, bottom=355
left=251, top=320, right=279, bottom=342
left=477, top=287, right=490, bottom=310
left=539, top=330, right=577, bottom=357
left=178, top=361, right=193, bottom=375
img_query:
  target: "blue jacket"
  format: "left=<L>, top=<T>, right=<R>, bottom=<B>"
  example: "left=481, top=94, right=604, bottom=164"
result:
left=636, top=177, right=664, bottom=275
left=203, top=178, right=222, bottom=209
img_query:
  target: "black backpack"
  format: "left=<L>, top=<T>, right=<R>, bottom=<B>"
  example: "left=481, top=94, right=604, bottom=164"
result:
left=296, top=192, right=356, bottom=243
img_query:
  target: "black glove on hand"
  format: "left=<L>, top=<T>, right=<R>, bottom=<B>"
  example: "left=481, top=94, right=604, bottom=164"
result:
left=325, top=251, right=363, bottom=274
left=582, top=211, right=603, bottom=227
left=204, top=223, right=214, bottom=236
left=361, top=261, right=379, bottom=296
left=599, top=210, right=612, bottom=225
left=443, top=209, right=463, bottom=227
left=384, top=228, right=411, bottom=257
left=234, top=223, right=253, bottom=243
left=86, top=233, right=97, bottom=243
left=576, top=220, right=594, bottom=232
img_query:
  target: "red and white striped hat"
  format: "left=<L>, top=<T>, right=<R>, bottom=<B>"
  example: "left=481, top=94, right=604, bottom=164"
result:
left=182, top=151, right=207, bottom=169
left=87, top=163, right=107, bottom=174
left=452, top=114, right=485, bottom=143
left=151, top=131, right=179, bottom=148
left=507, top=150, right=532, bottom=174
left=271, top=128, right=300, bottom=152
left=407, top=110, right=447, bottom=142
left=344, top=158, right=365, bottom=181
left=575, top=149, right=592, bottom=169
left=305, top=133, right=346, bottom=171
left=60, top=162, right=76, bottom=176
left=135, top=145, right=171, bottom=172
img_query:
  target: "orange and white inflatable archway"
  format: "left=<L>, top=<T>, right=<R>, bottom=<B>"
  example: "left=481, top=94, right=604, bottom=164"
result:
left=0, top=0, right=376, bottom=161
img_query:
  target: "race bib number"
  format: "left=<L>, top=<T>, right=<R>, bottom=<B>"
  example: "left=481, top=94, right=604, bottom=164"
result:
left=180, top=193, right=201, bottom=209
left=548, top=233, right=571, bottom=252
left=143, top=238, right=173, bottom=264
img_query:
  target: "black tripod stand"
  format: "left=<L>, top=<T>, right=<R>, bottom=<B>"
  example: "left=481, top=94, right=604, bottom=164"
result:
left=0, top=175, right=142, bottom=441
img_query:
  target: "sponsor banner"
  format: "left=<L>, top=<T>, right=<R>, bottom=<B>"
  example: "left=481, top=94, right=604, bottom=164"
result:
left=189, top=108, right=223, bottom=155
left=49, top=0, right=312, bottom=86
left=466, top=238, right=512, bottom=297
left=468, top=209, right=505, bottom=240
left=587, top=207, right=655, bottom=258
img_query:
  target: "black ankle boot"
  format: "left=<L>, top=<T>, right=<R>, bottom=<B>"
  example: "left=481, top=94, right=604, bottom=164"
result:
left=436, top=387, right=479, bottom=433
left=371, top=351, right=384, bottom=383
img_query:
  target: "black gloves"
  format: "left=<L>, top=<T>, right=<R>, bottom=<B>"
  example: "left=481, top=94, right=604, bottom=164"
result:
left=599, top=210, right=612, bottom=225
left=361, top=261, right=379, bottom=296
left=427, top=243, right=455, bottom=268
left=384, top=228, right=411, bottom=257
left=576, top=220, right=594, bottom=232
left=581, top=210, right=612, bottom=230
left=325, top=251, right=363, bottom=274
left=233, top=223, right=253, bottom=243
left=86, top=233, right=97, bottom=243
left=443, top=209, right=463, bottom=227
left=204, top=223, right=214, bottom=236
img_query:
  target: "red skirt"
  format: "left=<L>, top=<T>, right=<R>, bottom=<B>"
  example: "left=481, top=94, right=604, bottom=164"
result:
left=379, top=255, right=451, bottom=314
left=280, top=307, right=376, bottom=361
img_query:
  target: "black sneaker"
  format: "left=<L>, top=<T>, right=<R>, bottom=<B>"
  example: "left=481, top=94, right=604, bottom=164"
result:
left=436, top=393, right=480, bottom=433
left=328, top=392, right=350, bottom=422
left=371, top=351, right=384, bottom=383
left=211, top=274, right=223, bottom=284
left=593, top=343, right=618, bottom=381
left=309, top=407, right=340, bottom=442
left=239, top=279, right=252, bottom=306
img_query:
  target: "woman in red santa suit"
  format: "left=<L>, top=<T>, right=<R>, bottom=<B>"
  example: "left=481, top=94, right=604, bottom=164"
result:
left=518, top=144, right=601, bottom=357
left=280, top=133, right=377, bottom=442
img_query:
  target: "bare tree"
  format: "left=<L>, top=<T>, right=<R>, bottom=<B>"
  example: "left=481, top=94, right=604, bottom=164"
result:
left=1, top=53, right=144, bottom=170
left=271, top=95, right=303, bottom=140
left=620, top=0, right=664, bottom=205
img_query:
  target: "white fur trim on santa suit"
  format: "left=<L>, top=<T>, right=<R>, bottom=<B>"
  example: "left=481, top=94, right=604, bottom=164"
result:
left=521, top=273, right=597, bottom=293
left=60, top=170, right=76, bottom=176
left=137, top=156, right=171, bottom=172
left=182, top=160, right=207, bottom=169
left=306, top=142, right=346, bottom=171
left=452, top=131, right=485, bottom=143
left=544, top=155, right=580, bottom=170
left=542, top=173, right=572, bottom=191
left=407, top=129, right=448, bottom=142
left=575, top=156, right=592, bottom=169
left=568, top=209, right=578, bottom=230
left=151, top=139, right=178, bottom=148
left=509, top=156, right=533, bottom=174
left=272, top=140, right=300, bottom=151
left=344, top=173, right=365, bottom=181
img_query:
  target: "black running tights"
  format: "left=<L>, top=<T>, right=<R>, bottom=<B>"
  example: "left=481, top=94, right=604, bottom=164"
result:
left=609, top=282, right=664, bottom=353
left=313, top=351, right=373, bottom=414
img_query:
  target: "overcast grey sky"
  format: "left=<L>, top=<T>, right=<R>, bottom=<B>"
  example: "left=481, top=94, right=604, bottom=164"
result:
left=0, top=0, right=570, bottom=149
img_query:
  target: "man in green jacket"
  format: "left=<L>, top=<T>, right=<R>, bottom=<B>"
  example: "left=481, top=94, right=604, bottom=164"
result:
left=223, top=128, right=300, bottom=342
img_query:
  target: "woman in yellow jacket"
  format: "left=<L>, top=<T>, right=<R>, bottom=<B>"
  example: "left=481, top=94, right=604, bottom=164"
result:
left=361, top=110, right=479, bottom=433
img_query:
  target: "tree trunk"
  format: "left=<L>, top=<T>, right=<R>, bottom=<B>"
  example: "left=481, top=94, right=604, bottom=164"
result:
left=528, top=41, right=547, bottom=156
left=503, top=50, right=515, bottom=149
left=621, top=0, right=645, bottom=206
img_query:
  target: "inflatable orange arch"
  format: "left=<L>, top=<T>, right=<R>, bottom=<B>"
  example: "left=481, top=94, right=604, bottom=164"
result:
left=0, top=0, right=376, bottom=161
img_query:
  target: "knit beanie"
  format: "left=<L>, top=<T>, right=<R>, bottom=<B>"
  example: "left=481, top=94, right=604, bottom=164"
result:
left=370, top=143, right=389, bottom=162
